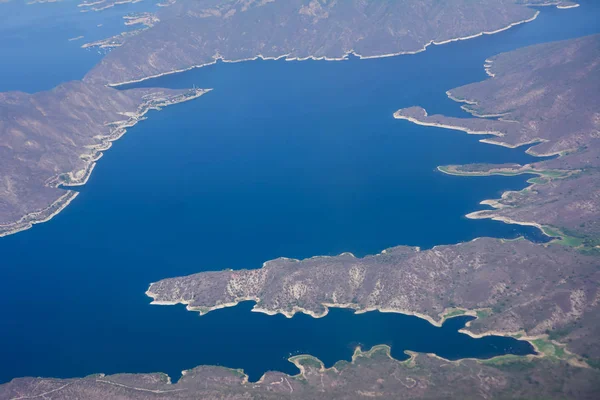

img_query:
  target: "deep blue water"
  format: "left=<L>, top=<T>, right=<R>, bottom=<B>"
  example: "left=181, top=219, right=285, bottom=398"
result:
left=1, top=0, right=599, bottom=385
left=0, top=0, right=158, bottom=93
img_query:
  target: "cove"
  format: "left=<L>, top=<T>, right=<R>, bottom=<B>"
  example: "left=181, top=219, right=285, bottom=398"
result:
left=1, top=1, right=599, bottom=384
left=0, top=0, right=160, bottom=93
left=81, top=301, right=536, bottom=383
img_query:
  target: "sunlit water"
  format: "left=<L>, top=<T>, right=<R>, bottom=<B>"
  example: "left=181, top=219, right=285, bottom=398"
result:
left=0, top=0, right=598, bottom=384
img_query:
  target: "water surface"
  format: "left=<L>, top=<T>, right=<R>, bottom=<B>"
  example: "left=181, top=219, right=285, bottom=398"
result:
left=0, top=1, right=599, bottom=384
left=0, top=0, right=158, bottom=92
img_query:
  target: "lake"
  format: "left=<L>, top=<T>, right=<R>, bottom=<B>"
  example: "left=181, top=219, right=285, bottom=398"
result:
left=0, top=0, right=159, bottom=93
left=1, top=0, right=599, bottom=384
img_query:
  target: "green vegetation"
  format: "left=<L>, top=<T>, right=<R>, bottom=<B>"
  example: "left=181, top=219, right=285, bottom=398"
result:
left=356, top=345, right=385, bottom=358
left=542, top=226, right=586, bottom=248
left=482, top=354, right=529, bottom=365
left=157, top=372, right=171, bottom=382
left=368, top=345, right=392, bottom=359
left=531, top=339, right=569, bottom=361
left=484, top=338, right=572, bottom=366
left=562, top=227, right=600, bottom=248
left=527, top=177, right=548, bottom=185
left=475, top=309, right=491, bottom=319
left=290, top=355, right=324, bottom=370
left=443, top=309, right=467, bottom=319
left=229, top=369, right=247, bottom=378
left=332, top=360, right=350, bottom=371
left=557, top=235, right=586, bottom=247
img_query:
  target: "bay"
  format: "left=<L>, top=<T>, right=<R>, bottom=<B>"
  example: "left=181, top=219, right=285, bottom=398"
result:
left=1, top=1, right=598, bottom=384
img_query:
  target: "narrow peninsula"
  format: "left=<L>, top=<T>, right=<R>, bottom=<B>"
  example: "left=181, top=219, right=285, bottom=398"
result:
left=394, top=34, right=600, bottom=244
left=134, top=33, right=598, bottom=400
left=1, top=2, right=598, bottom=400
left=0, top=84, right=207, bottom=237
left=2, top=345, right=599, bottom=399
left=84, top=0, right=574, bottom=86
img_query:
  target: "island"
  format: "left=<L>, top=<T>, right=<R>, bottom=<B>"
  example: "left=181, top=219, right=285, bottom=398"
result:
left=82, top=12, right=159, bottom=50
left=38, top=32, right=596, bottom=400
left=140, top=30, right=600, bottom=365
left=145, top=238, right=599, bottom=363
left=0, top=0, right=582, bottom=237
left=0, top=0, right=578, bottom=240
left=1, top=2, right=598, bottom=400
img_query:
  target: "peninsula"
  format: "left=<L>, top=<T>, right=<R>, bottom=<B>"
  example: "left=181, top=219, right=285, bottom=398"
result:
left=83, top=0, right=575, bottom=86
left=2, top=346, right=599, bottom=399
left=394, top=34, right=600, bottom=244
left=141, top=28, right=600, bottom=357
left=0, top=83, right=207, bottom=237
left=146, top=238, right=599, bottom=364
left=135, top=33, right=598, bottom=400
left=1, top=0, right=574, bottom=238
left=1, top=2, right=599, bottom=400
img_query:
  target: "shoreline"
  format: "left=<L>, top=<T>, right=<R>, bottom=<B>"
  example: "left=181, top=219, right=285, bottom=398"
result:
left=393, top=108, right=551, bottom=151
left=0, top=88, right=209, bottom=239
left=137, top=11, right=592, bottom=375
left=7, top=340, right=573, bottom=390
left=437, top=165, right=577, bottom=179
left=146, top=286, right=580, bottom=368
left=444, top=162, right=579, bottom=243
left=393, top=111, right=507, bottom=139
left=557, top=3, right=580, bottom=9
left=0, top=190, right=80, bottom=238
left=393, top=95, right=579, bottom=242
left=105, top=9, right=547, bottom=87
left=3, top=339, right=578, bottom=389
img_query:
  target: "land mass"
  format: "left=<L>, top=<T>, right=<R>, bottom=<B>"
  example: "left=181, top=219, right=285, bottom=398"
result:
left=1, top=3, right=599, bottom=400
left=395, top=33, right=600, bottom=244
left=0, top=83, right=207, bottom=237
left=3, top=0, right=570, bottom=237
left=84, top=0, right=573, bottom=86
left=2, top=345, right=600, bottom=399
left=78, top=0, right=144, bottom=13
left=128, top=33, right=600, bottom=400
left=142, top=30, right=600, bottom=355
left=146, top=238, right=599, bottom=363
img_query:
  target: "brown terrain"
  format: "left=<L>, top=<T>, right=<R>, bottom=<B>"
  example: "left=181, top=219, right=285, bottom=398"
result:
left=0, top=83, right=206, bottom=237
left=2, top=346, right=600, bottom=399
left=1, top=1, right=599, bottom=400
left=146, top=238, right=600, bottom=362
left=78, top=0, right=144, bottom=13
left=130, top=32, right=600, bottom=400
left=395, top=34, right=600, bottom=242
left=1, top=0, right=571, bottom=239
left=84, top=0, right=567, bottom=86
